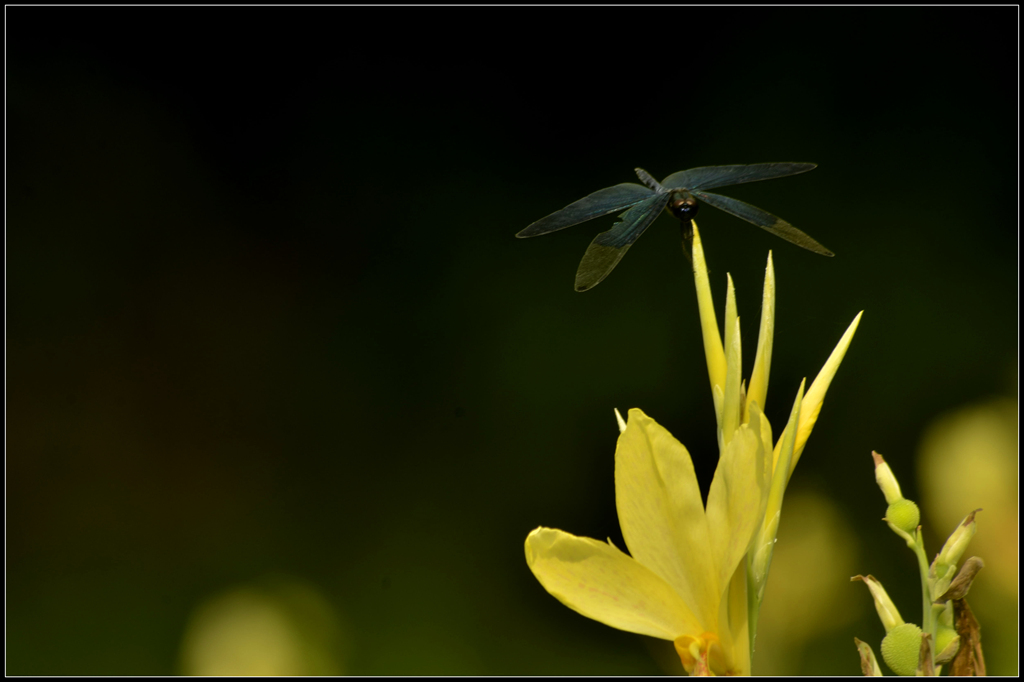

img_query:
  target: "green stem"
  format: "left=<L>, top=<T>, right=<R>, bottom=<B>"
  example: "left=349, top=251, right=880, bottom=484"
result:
left=913, top=529, right=935, bottom=667
left=747, top=555, right=760, bottom=662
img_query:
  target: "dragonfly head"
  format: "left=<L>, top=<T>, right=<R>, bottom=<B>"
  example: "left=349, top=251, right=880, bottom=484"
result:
left=668, top=191, right=699, bottom=223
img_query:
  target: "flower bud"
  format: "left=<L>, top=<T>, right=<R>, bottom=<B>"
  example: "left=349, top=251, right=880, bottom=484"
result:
left=872, top=451, right=903, bottom=504
left=936, top=509, right=980, bottom=570
left=851, top=574, right=903, bottom=633
left=930, top=511, right=981, bottom=598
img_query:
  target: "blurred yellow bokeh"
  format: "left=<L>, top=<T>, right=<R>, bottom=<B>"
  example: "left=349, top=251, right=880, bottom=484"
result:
left=752, top=487, right=864, bottom=675
left=917, top=394, right=1018, bottom=675
left=178, top=576, right=348, bottom=676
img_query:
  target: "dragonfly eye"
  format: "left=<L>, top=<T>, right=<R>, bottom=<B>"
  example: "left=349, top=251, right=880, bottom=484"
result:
left=669, top=196, right=699, bottom=222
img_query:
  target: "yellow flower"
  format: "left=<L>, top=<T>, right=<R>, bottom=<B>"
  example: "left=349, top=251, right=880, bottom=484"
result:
left=526, top=405, right=767, bottom=675
left=525, top=222, right=862, bottom=674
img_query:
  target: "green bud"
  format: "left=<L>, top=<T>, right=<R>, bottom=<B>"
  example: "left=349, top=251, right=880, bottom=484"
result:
left=935, top=509, right=980, bottom=571
left=872, top=451, right=903, bottom=504
left=851, top=575, right=903, bottom=633
left=886, top=498, right=921, bottom=533
left=934, top=625, right=960, bottom=664
left=881, top=622, right=922, bottom=676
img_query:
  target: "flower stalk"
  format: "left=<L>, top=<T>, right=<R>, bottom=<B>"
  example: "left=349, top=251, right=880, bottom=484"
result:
left=853, top=453, right=985, bottom=675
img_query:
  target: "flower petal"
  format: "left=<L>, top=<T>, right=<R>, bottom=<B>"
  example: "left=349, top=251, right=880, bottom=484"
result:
left=691, top=223, right=727, bottom=404
left=723, top=273, right=739, bottom=380
left=615, top=408, right=719, bottom=630
left=751, top=379, right=805, bottom=604
left=614, top=407, right=627, bottom=434
left=706, top=423, right=765, bottom=592
left=781, top=311, right=863, bottom=475
left=745, top=252, right=775, bottom=421
left=721, top=314, right=743, bottom=446
left=525, top=527, right=702, bottom=640
left=717, top=559, right=752, bottom=676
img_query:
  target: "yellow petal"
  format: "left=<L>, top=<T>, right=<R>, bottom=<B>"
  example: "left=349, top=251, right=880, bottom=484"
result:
left=524, top=527, right=702, bottom=640
left=723, top=273, right=738, bottom=380
left=614, top=407, right=627, bottom=435
left=789, top=311, right=863, bottom=472
left=691, top=223, right=726, bottom=405
left=614, top=409, right=719, bottom=630
left=706, top=423, right=765, bottom=593
left=751, top=380, right=805, bottom=609
left=750, top=401, right=774, bottom=507
left=745, top=252, right=775, bottom=421
left=717, top=559, right=753, bottom=676
left=770, top=379, right=805, bottom=512
left=721, top=315, right=743, bottom=446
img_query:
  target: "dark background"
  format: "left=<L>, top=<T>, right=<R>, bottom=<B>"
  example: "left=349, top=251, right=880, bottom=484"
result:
left=8, top=7, right=1017, bottom=675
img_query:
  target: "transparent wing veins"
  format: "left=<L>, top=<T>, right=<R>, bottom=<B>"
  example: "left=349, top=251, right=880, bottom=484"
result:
left=694, top=190, right=833, bottom=256
left=518, top=183, right=654, bottom=238
left=574, top=193, right=672, bottom=291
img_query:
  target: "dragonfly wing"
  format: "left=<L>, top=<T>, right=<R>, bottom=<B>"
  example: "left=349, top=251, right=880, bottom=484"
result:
left=661, top=163, right=816, bottom=192
left=574, top=192, right=671, bottom=291
left=517, top=183, right=654, bottom=237
left=695, top=190, right=834, bottom=256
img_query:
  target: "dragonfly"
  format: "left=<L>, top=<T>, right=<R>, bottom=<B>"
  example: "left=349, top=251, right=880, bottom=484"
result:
left=517, top=163, right=832, bottom=291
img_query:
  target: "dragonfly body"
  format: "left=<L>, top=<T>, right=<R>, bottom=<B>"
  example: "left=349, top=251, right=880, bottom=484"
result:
left=518, top=163, right=832, bottom=291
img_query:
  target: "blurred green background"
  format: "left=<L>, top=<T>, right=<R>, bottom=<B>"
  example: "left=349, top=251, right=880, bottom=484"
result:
left=8, top=8, right=1017, bottom=676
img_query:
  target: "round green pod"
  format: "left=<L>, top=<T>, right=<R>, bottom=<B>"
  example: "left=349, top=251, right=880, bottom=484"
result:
left=881, top=622, right=922, bottom=676
left=886, top=499, right=921, bottom=533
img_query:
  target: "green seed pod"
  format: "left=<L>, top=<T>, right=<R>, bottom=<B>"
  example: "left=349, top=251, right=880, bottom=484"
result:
left=881, top=622, right=922, bottom=676
left=886, top=499, right=921, bottom=533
